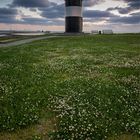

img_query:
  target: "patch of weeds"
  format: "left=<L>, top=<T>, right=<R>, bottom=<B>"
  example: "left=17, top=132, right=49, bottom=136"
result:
left=30, top=135, right=42, bottom=140
left=0, top=34, right=140, bottom=139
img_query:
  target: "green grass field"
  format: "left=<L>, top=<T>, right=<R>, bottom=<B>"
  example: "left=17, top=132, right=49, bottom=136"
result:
left=0, top=34, right=48, bottom=44
left=0, top=34, right=140, bottom=140
left=0, top=36, right=29, bottom=43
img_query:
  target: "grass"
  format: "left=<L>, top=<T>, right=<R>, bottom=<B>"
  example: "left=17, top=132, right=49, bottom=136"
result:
left=0, top=36, right=30, bottom=43
left=0, top=34, right=49, bottom=44
left=0, top=34, right=140, bottom=140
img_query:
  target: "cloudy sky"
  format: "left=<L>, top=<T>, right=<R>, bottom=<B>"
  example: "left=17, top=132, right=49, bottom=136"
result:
left=0, top=0, right=140, bottom=33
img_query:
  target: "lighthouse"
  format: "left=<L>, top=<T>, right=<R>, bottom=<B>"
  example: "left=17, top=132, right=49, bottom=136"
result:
left=65, top=0, right=83, bottom=33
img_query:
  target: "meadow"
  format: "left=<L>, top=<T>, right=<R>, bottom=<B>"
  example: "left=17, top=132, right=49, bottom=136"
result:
left=0, top=34, right=140, bottom=140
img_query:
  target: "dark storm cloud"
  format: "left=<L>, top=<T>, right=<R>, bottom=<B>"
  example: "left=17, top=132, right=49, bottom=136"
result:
left=7, top=0, right=64, bottom=25
left=83, top=9, right=140, bottom=25
left=83, top=0, right=105, bottom=7
left=0, top=8, right=17, bottom=23
left=108, top=0, right=140, bottom=14
left=0, top=0, right=139, bottom=26
left=109, top=14, right=140, bottom=24
left=40, top=4, right=65, bottom=19
left=40, top=5, right=115, bottom=19
left=29, top=8, right=37, bottom=12
left=21, top=17, right=48, bottom=24
left=11, top=0, right=105, bottom=8
left=11, top=0, right=56, bottom=8
left=21, top=17, right=64, bottom=26
left=130, top=12, right=140, bottom=16
left=84, top=10, right=115, bottom=18
left=107, top=7, right=131, bottom=14
left=83, top=10, right=118, bottom=24
left=121, top=0, right=140, bottom=8
left=22, top=17, right=59, bottom=25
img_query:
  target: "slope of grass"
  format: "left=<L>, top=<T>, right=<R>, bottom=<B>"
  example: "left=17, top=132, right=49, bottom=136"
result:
left=0, top=34, right=49, bottom=44
left=0, top=34, right=140, bottom=139
left=0, top=36, right=30, bottom=43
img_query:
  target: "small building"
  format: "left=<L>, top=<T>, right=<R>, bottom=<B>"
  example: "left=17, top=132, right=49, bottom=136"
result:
left=102, top=30, right=113, bottom=34
left=91, top=30, right=99, bottom=34
left=45, top=31, right=51, bottom=33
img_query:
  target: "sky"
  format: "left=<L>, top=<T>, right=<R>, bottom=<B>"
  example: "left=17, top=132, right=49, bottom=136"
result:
left=0, top=0, right=140, bottom=33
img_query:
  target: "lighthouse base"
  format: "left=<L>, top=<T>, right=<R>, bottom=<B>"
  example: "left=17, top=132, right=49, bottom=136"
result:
left=65, top=17, right=83, bottom=33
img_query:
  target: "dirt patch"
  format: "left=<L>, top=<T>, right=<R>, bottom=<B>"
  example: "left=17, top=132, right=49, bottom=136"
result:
left=0, top=117, right=57, bottom=140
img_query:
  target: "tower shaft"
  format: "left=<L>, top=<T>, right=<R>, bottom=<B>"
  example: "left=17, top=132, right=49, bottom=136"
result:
left=65, top=0, right=83, bottom=33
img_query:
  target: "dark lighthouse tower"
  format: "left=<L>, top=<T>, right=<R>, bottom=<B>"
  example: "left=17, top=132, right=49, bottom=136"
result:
left=65, top=0, right=83, bottom=33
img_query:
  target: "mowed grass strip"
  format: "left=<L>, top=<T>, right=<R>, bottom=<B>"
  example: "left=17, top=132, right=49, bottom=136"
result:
left=0, top=34, right=140, bottom=140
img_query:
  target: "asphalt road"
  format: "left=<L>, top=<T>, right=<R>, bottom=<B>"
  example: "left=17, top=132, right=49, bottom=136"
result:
left=0, top=36, right=56, bottom=48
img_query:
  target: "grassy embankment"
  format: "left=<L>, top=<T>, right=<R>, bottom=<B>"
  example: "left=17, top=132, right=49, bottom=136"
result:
left=0, top=36, right=30, bottom=43
left=0, top=34, right=50, bottom=44
left=0, top=34, right=140, bottom=140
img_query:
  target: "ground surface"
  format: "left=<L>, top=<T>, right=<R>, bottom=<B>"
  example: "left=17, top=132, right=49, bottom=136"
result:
left=0, top=35, right=33, bottom=44
left=0, top=34, right=140, bottom=140
left=0, top=35, right=27, bottom=44
left=0, top=36, right=56, bottom=48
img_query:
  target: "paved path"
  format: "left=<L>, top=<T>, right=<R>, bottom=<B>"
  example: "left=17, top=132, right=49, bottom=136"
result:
left=0, top=36, right=56, bottom=48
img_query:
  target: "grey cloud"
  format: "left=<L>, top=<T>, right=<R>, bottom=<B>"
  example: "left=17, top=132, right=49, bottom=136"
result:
left=107, top=7, right=131, bottom=14
left=130, top=12, right=140, bottom=16
left=40, top=4, right=65, bottom=19
left=83, top=10, right=115, bottom=18
left=108, top=0, right=140, bottom=14
left=0, top=8, right=17, bottom=23
left=40, top=5, right=115, bottom=19
left=83, top=9, right=140, bottom=25
left=117, top=0, right=140, bottom=9
left=83, top=0, right=105, bottom=7
left=11, top=0, right=105, bottom=8
left=83, top=10, right=118, bottom=24
left=22, top=17, right=64, bottom=25
left=11, top=0, right=56, bottom=8
left=29, top=8, right=37, bottom=12
left=0, top=0, right=139, bottom=27
left=109, top=15, right=140, bottom=24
